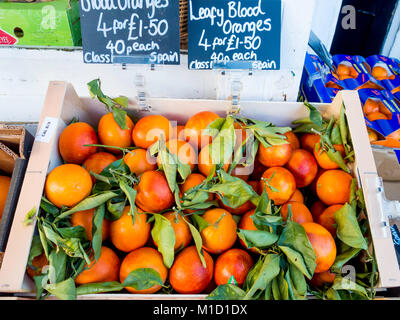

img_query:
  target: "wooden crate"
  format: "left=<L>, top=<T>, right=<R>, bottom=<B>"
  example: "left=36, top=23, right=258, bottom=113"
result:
left=0, top=81, right=399, bottom=298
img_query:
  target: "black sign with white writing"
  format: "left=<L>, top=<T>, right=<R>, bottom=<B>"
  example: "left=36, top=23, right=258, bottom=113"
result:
left=188, top=0, right=281, bottom=70
left=79, top=0, right=180, bottom=65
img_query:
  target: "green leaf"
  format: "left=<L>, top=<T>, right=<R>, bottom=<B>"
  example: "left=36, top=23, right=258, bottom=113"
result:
left=119, top=180, right=137, bottom=218
left=325, top=287, right=342, bottom=300
left=191, top=214, right=211, bottom=232
left=40, top=197, right=59, bottom=215
left=49, top=249, right=67, bottom=283
left=113, top=96, right=129, bottom=108
left=203, top=118, right=226, bottom=137
left=186, top=221, right=206, bottom=268
left=331, top=276, right=370, bottom=299
left=45, top=278, right=76, bottom=300
left=157, top=139, right=179, bottom=193
left=106, top=199, right=126, bottom=221
left=33, top=275, right=46, bottom=299
left=286, top=264, right=307, bottom=300
left=326, top=148, right=350, bottom=173
left=57, top=226, right=87, bottom=240
left=76, top=281, right=124, bottom=295
left=331, top=245, right=361, bottom=273
left=334, top=203, right=368, bottom=250
left=151, top=214, right=176, bottom=268
left=209, top=116, right=235, bottom=167
left=55, top=191, right=119, bottom=222
left=304, top=102, right=323, bottom=128
left=278, top=221, right=317, bottom=279
left=330, top=124, right=343, bottom=145
left=243, top=254, right=281, bottom=300
left=207, top=284, right=246, bottom=300
left=237, top=229, right=278, bottom=249
left=122, top=268, right=164, bottom=290
left=24, top=207, right=37, bottom=226
left=28, top=235, right=43, bottom=266
left=92, top=204, right=105, bottom=261
left=112, top=106, right=128, bottom=130
left=272, top=269, right=289, bottom=300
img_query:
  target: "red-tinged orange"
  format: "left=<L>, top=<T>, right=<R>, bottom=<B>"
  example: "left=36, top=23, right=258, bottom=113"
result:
left=201, top=208, right=237, bottom=254
left=45, top=164, right=92, bottom=208
left=135, top=170, right=174, bottom=213
left=310, top=168, right=326, bottom=195
left=119, top=247, right=168, bottom=294
left=132, top=115, right=172, bottom=149
left=184, top=111, right=220, bottom=149
left=124, top=148, right=157, bottom=176
left=284, top=131, right=300, bottom=150
left=260, top=167, right=296, bottom=205
left=317, top=204, right=343, bottom=237
left=287, top=189, right=304, bottom=203
left=169, top=246, right=214, bottom=294
left=75, top=246, right=120, bottom=285
left=280, top=202, right=313, bottom=224
left=26, top=253, right=48, bottom=279
left=300, top=133, right=320, bottom=153
left=286, top=149, right=318, bottom=188
left=302, top=222, right=337, bottom=273
left=310, top=200, right=327, bottom=221
left=71, top=208, right=110, bottom=241
left=83, top=152, right=117, bottom=182
left=59, top=122, right=98, bottom=164
left=316, top=170, right=352, bottom=205
left=214, top=249, right=254, bottom=287
left=98, top=113, right=134, bottom=153
left=109, top=207, right=151, bottom=252
left=310, top=270, right=336, bottom=287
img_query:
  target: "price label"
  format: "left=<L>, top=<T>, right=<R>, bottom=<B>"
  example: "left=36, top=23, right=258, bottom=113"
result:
left=188, top=0, right=281, bottom=70
left=79, top=0, right=180, bottom=65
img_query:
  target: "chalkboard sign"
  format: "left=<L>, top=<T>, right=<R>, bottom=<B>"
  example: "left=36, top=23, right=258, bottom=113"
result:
left=188, top=0, right=281, bottom=70
left=79, top=0, right=180, bottom=65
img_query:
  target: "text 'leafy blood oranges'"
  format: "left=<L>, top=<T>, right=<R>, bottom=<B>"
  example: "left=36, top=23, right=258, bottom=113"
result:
left=110, top=207, right=150, bottom=252
left=301, top=222, right=337, bottom=273
left=135, top=170, right=174, bottom=213
left=169, top=245, right=214, bottom=294
left=98, top=112, right=134, bottom=153
left=58, top=122, right=98, bottom=164
left=83, top=151, right=117, bottom=183
left=286, top=149, right=318, bottom=188
left=123, top=148, right=156, bottom=176
left=45, top=164, right=92, bottom=208
left=0, top=175, right=11, bottom=220
left=75, top=246, right=120, bottom=285
left=214, top=248, right=254, bottom=287
left=201, top=208, right=237, bottom=254
left=71, top=208, right=110, bottom=241
left=260, top=167, right=296, bottom=205
left=184, top=111, right=220, bottom=149
left=132, top=115, right=172, bottom=149
left=119, top=247, right=168, bottom=294
left=316, top=170, right=352, bottom=205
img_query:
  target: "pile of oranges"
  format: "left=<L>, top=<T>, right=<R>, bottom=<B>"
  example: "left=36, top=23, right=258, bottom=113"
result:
left=26, top=84, right=368, bottom=299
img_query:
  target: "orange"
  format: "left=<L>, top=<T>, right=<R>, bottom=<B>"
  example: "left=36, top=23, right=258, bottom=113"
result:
left=379, top=104, right=393, bottom=119
left=132, top=115, right=173, bottom=149
left=260, top=167, right=296, bottom=205
left=71, top=208, right=110, bottom=241
left=367, top=112, right=388, bottom=122
left=158, top=139, right=197, bottom=171
left=169, top=245, right=214, bottom=294
left=0, top=175, right=11, bottom=219
left=154, top=211, right=192, bottom=251
left=280, top=202, right=313, bottom=224
left=180, top=173, right=213, bottom=201
left=198, top=144, right=230, bottom=177
left=387, top=128, right=400, bottom=141
left=135, top=170, right=174, bottom=213
left=201, top=208, right=237, bottom=254
left=310, top=270, right=336, bottom=287
left=286, top=149, right=318, bottom=188
left=363, top=99, right=380, bottom=115
left=75, top=246, right=120, bottom=285
left=284, top=131, right=300, bottom=150
left=336, top=64, right=350, bottom=80
left=26, top=252, right=48, bottom=279
left=287, top=189, right=304, bottom=203
left=301, top=222, right=337, bottom=273
left=316, top=170, right=352, bottom=205
left=172, top=125, right=185, bottom=140
left=119, top=247, right=168, bottom=294
left=124, top=148, right=157, bottom=176
left=98, top=112, right=134, bottom=153
left=317, top=204, right=343, bottom=237
left=372, top=138, right=400, bottom=148
left=313, top=144, right=346, bottom=170
left=45, top=164, right=92, bottom=208
left=214, top=248, right=254, bottom=287
left=300, top=133, right=321, bottom=153
left=310, top=168, right=326, bottom=195
left=238, top=210, right=258, bottom=254
left=231, top=165, right=251, bottom=181
left=310, top=200, right=327, bottom=221
left=83, top=152, right=117, bottom=182
left=349, top=66, right=359, bottom=78
left=184, top=111, right=220, bottom=149
left=109, top=207, right=151, bottom=252
left=372, top=66, right=389, bottom=81
left=217, top=180, right=257, bottom=215
left=58, top=122, right=98, bottom=164
left=257, top=143, right=292, bottom=167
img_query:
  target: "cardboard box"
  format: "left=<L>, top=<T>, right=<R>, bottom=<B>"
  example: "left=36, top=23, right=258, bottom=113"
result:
left=0, top=125, right=33, bottom=265
left=0, top=0, right=81, bottom=47
left=1, top=82, right=400, bottom=298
